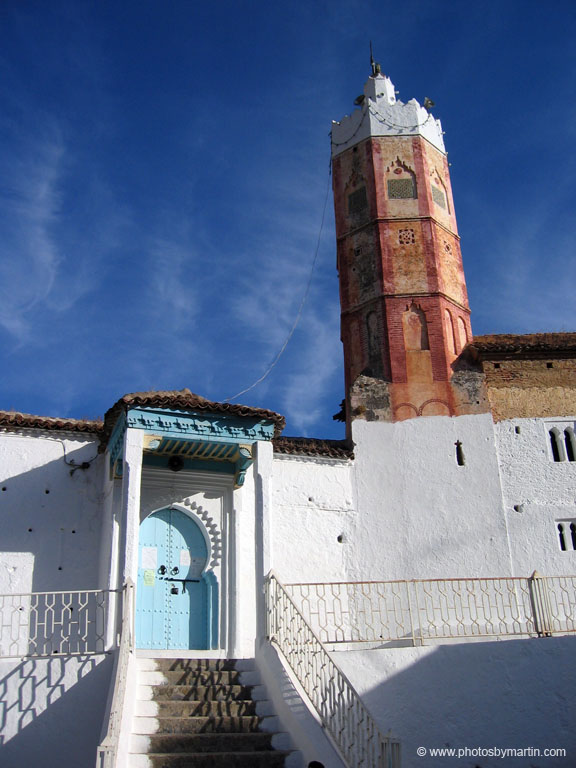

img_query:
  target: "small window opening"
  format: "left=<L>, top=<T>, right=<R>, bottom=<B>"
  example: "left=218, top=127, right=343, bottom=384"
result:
left=559, top=523, right=567, bottom=551
left=550, top=430, right=563, bottom=462
left=387, top=177, right=416, bottom=199
left=571, top=523, right=576, bottom=550
left=348, top=187, right=367, bottom=214
left=546, top=362, right=553, bottom=369
left=515, top=426, right=521, bottom=434
left=455, top=440, right=465, bottom=466
left=494, top=363, right=500, bottom=369
left=565, top=429, right=576, bottom=462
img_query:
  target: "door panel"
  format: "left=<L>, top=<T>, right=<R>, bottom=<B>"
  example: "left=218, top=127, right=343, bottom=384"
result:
left=136, top=508, right=209, bottom=649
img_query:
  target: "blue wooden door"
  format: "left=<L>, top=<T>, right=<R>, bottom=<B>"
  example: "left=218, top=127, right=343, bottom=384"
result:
left=136, top=508, right=209, bottom=649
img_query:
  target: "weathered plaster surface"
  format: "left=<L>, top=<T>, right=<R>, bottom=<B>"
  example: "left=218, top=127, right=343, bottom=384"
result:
left=0, top=654, right=113, bottom=768
left=0, top=431, right=105, bottom=592
left=495, top=417, right=576, bottom=575
left=270, top=455, right=354, bottom=582
left=349, top=415, right=511, bottom=579
left=484, top=359, right=576, bottom=421
left=336, top=639, right=576, bottom=767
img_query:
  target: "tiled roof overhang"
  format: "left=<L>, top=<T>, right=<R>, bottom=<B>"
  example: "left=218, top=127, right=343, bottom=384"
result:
left=273, top=436, right=354, bottom=460
left=466, top=333, right=576, bottom=362
left=0, top=410, right=103, bottom=436
left=101, top=389, right=286, bottom=448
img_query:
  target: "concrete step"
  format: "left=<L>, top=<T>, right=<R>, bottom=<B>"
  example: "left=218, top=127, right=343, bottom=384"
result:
left=130, top=658, right=295, bottom=767
left=138, top=683, right=255, bottom=702
left=139, top=669, right=259, bottom=687
left=136, top=699, right=270, bottom=718
left=129, top=751, right=292, bottom=768
left=133, top=714, right=278, bottom=735
left=139, top=658, right=252, bottom=672
left=131, top=732, right=280, bottom=754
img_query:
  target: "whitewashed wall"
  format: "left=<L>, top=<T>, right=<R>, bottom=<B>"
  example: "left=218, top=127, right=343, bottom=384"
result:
left=269, top=414, right=513, bottom=584
left=269, top=453, right=354, bottom=582
left=0, top=654, right=112, bottom=768
left=0, top=430, right=105, bottom=592
left=495, top=417, right=576, bottom=575
left=0, top=430, right=113, bottom=764
left=349, top=414, right=512, bottom=579
left=336, top=638, right=576, bottom=767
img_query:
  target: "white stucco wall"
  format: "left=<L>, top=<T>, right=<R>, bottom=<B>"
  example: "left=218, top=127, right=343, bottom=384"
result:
left=0, top=430, right=105, bottom=592
left=0, top=654, right=113, bottom=768
left=270, top=415, right=516, bottom=583
left=495, top=417, right=576, bottom=575
left=349, top=414, right=512, bottom=579
left=270, top=454, right=354, bottom=582
left=335, top=638, right=576, bottom=767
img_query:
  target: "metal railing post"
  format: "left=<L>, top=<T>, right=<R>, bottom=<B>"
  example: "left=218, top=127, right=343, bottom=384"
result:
left=528, top=570, right=553, bottom=637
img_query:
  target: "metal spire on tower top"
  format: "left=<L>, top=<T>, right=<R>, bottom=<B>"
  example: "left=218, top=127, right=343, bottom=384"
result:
left=369, top=41, right=381, bottom=76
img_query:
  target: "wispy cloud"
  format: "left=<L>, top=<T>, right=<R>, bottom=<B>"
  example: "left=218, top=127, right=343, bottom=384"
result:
left=146, top=235, right=200, bottom=331
left=0, top=121, right=64, bottom=341
left=281, top=310, right=342, bottom=435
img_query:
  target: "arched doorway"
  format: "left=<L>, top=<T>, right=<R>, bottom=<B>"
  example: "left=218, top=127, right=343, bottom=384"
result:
left=135, top=507, right=216, bottom=650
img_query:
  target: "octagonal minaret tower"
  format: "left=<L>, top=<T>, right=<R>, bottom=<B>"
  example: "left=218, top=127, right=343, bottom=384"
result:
left=332, top=65, right=480, bottom=425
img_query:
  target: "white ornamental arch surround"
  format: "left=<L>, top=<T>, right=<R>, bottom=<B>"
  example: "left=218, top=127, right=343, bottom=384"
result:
left=140, top=500, right=222, bottom=571
left=177, top=499, right=222, bottom=569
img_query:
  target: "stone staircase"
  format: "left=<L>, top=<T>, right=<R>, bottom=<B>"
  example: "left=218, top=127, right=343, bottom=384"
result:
left=129, top=657, right=297, bottom=767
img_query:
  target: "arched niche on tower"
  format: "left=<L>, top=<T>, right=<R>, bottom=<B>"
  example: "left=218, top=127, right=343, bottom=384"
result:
left=444, top=309, right=457, bottom=355
left=429, top=168, right=450, bottom=213
left=403, top=302, right=432, bottom=384
left=456, top=316, right=468, bottom=352
left=365, top=310, right=382, bottom=377
left=402, top=302, right=429, bottom=351
left=386, top=158, right=417, bottom=200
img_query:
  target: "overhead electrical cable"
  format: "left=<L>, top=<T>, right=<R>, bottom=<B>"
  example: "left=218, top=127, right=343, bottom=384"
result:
left=225, top=163, right=332, bottom=403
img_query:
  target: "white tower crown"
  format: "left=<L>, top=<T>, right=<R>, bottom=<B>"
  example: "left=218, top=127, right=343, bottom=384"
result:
left=331, top=73, right=446, bottom=156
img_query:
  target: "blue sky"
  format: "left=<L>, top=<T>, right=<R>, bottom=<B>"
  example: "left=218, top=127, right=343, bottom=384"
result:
left=0, top=0, right=575, bottom=438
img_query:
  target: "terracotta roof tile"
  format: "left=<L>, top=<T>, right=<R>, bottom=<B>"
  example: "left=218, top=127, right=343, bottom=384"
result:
left=101, top=389, right=286, bottom=445
left=470, top=333, right=576, bottom=359
left=273, top=436, right=354, bottom=459
left=0, top=410, right=103, bottom=435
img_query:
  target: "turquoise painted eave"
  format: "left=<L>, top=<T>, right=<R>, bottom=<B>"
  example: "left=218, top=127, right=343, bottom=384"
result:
left=127, top=406, right=276, bottom=443
left=108, top=406, right=270, bottom=487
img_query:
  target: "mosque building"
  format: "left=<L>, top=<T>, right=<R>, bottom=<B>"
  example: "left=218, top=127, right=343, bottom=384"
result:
left=1, top=64, right=575, bottom=768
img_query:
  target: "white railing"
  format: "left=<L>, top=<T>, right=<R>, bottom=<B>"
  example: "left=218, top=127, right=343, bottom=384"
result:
left=96, top=579, right=135, bottom=768
left=266, top=572, right=401, bottom=768
left=0, top=588, right=111, bottom=658
left=285, top=573, right=576, bottom=645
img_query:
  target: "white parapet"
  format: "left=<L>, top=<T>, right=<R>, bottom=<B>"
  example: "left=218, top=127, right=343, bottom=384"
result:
left=331, top=73, right=446, bottom=156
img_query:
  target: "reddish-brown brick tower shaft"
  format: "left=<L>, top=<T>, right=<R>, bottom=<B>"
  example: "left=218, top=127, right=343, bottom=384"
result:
left=332, top=69, right=475, bottom=424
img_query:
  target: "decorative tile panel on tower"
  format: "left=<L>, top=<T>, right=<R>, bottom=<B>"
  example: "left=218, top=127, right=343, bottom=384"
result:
left=331, top=68, right=484, bottom=423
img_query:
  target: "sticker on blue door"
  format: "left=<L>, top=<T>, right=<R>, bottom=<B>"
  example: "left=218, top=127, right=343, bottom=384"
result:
left=136, top=508, right=212, bottom=649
